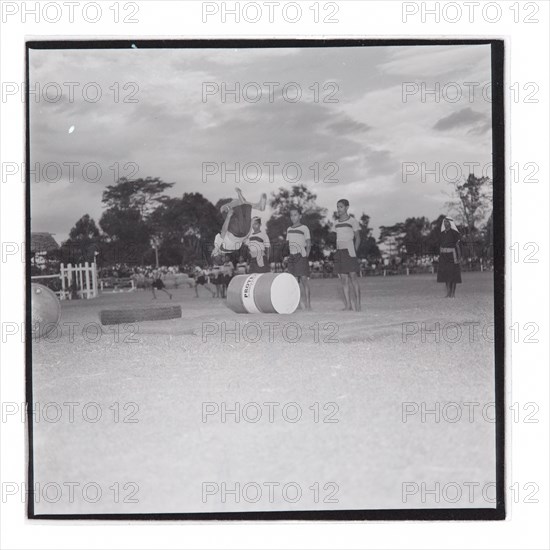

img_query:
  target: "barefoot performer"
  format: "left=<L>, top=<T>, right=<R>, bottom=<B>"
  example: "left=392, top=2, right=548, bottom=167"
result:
left=193, top=264, right=216, bottom=298
left=286, top=206, right=312, bottom=310
left=221, top=255, right=234, bottom=298
left=211, top=257, right=224, bottom=298
left=333, top=199, right=361, bottom=311
left=437, top=217, right=462, bottom=298
left=151, top=269, right=173, bottom=300
left=212, top=188, right=267, bottom=257
left=246, top=217, right=271, bottom=273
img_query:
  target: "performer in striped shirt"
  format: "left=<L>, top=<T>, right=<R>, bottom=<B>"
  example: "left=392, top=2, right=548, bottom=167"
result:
left=246, top=217, right=271, bottom=273
left=286, top=206, right=312, bottom=310
left=332, top=199, right=361, bottom=311
left=151, top=268, right=173, bottom=301
left=193, top=265, right=215, bottom=298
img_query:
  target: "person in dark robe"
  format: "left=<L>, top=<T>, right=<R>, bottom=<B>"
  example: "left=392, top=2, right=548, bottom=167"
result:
left=437, top=217, right=462, bottom=298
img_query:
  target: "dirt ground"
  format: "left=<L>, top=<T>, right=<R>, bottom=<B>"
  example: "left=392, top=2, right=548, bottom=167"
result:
left=30, top=272, right=497, bottom=515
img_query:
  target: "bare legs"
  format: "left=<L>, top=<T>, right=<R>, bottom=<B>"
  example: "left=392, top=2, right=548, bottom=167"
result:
left=221, top=188, right=267, bottom=215
left=340, top=273, right=361, bottom=311
left=219, top=209, right=233, bottom=239
left=152, top=287, right=172, bottom=300
left=444, top=282, right=457, bottom=297
left=195, top=282, right=215, bottom=298
left=235, top=187, right=267, bottom=211
left=298, top=276, right=311, bottom=310
left=340, top=274, right=351, bottom=310
left=350, top=272, right=361, bottom=311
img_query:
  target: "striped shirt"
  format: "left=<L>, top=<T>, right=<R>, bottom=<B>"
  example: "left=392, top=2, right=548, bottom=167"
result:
left=334, top=216, right=360, bottom=257
left=211, top=265, right=222, bottom=280
left=286, top=224, right=311, bottom=257
left=246, top=230, right=270, bottom=259
left=222, top=262, right=234, bottom=276
left=194, top=267, right=207, bottom=279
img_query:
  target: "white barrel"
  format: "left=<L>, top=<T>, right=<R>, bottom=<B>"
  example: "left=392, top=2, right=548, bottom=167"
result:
left=226, top=273, right=300, bottom=314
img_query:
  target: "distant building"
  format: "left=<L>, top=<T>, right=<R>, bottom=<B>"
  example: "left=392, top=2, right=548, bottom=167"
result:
left=31, top=232, right=59, bottom=254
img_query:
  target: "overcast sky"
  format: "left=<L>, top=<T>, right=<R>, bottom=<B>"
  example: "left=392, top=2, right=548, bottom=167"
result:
left=29, top=43, right=493, bottom=243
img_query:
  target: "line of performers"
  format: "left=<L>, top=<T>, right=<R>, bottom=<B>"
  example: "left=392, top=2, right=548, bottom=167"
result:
left=211, top=188, right=463, bottom=308
left=209, top=188, right=364, bottom=311
left=156, top=189, right=463, bottom=307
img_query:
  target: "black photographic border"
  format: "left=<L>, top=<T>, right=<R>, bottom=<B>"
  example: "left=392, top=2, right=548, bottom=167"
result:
left=25, top=38, right=505, bottom=521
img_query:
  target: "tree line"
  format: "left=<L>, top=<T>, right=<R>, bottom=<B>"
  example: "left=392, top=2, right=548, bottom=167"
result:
left=48, top=174, right=492, bottom=267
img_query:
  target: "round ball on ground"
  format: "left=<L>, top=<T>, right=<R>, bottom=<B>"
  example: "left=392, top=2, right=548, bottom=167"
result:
left=31, top=283, right=61, bottom=339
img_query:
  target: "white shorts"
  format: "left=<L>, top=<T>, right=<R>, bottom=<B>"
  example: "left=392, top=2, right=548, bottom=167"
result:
left=214, top=232, right=246, bottom=254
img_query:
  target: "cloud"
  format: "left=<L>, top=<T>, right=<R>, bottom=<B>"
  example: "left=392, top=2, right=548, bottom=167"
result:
left=433, top=107, right=490, bottom=134
left=378, top=45, right=491, bottom=79
left=364, top=149, right=397, bottom=177
left=325, top=117, right=371, bottom=135
left=28, top=45, right=493, bottom=241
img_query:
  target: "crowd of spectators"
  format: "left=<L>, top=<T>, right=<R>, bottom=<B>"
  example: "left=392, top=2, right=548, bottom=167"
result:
left=34, top=254, right=494, bottom=293
left=86, top=253, right=496, bottom=285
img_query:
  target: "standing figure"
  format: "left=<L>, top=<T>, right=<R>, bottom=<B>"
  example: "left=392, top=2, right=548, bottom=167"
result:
left=211, top=257, right=224, bottom=298
left=272, top=235, right=285, bottom=272
left=194, top=264, right=216, bottom=298
left=235, top=256, right=248, bottom=275
left=151, top=269, right=173, bottom=300
left=221, top=255, right=234, bottom=298
left=332, top=199, right=361, bottom=311
left=246, top=217, right=271, bottom=273
left=285, top=206, right=312, bottom=310
left=437, top=217, right=462, bottom=297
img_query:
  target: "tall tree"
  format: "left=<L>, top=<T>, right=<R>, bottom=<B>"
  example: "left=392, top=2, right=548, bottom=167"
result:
left=62, top=214, right=101, bottom=263
left=481, top=211, right=493, bottom=258
left=268, top=184, right=321, bottom=214
left=401, top=216, right=431, bottom=257
left=149, top=193, right=222, bottom=264
left=99, top=208, right=151, bottom=265
left=445, top=173, right=492, bottom=260
left=378, top=223, right=406, bottom=259
left=426, top=214, right=448, bottom=255
left=356, top=213, right=381, bottom=260
left=68, top=214, right=100, bottom=241
left=266, top=185, right=332, bottom=260
left=446, top=174, right=492, bottom=236
left=99, top=177, right=174, bottom=264
left=102, top=177, right=174, bottom=217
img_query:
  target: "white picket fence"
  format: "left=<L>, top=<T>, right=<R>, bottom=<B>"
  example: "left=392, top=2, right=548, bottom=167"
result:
left=99, top=277, right=136, bottom=293
left=31, top=262, right=98, bottom=300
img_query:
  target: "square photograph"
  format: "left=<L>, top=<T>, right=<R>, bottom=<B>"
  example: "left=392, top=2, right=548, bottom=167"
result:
left=27, top=39, right=504, bottom=519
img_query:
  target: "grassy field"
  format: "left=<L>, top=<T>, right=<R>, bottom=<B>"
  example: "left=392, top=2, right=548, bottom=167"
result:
left=31, top=271, right=496, bottom=514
